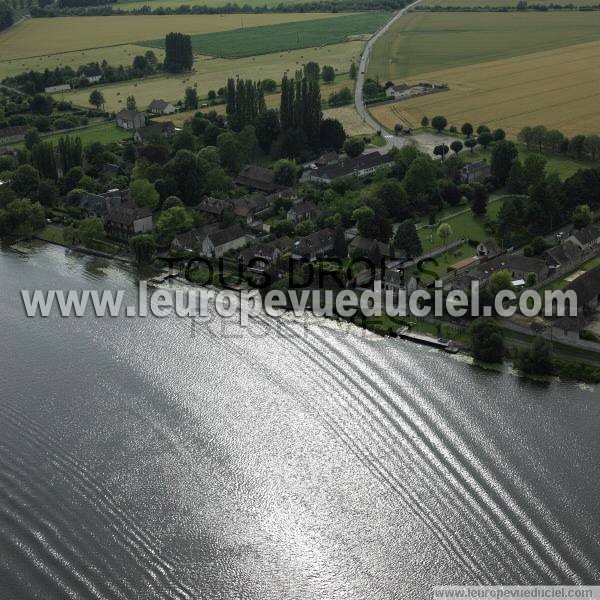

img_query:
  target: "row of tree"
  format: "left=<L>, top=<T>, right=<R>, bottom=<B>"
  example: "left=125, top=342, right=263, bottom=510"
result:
left=164, top=32, right=193, bottom=73
left=225, top=78, right=267, bottom=132
left=518, top=125, right=600, bottom=162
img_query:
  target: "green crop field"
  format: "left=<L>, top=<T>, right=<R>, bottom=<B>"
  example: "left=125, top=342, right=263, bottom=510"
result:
left=141, top=12, right=389, bottom=58
left=368, top=11, right=600, bottom=81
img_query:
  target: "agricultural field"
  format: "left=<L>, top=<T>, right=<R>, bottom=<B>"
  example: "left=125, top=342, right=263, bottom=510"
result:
left=7, top=122, right=132, bottom=148
left=116, top=0, right=316, bottom=9
left=0, top=45, right=165, bottom=81
left=421, top=0, right=600, bottom=6
left=141, top=12, right=389, bottom=58
left=60, top=42, right=362, bottom=112
left=0, top=13, right=342, bottom=61
left=368, top=39, right=600, bottom=137
left=367, top=11, right=600, bottom=82
left=322, top=105, right=373, bottom=137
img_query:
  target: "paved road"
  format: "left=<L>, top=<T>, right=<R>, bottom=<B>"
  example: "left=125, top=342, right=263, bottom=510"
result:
left=354, top=0, right=425, bottom=149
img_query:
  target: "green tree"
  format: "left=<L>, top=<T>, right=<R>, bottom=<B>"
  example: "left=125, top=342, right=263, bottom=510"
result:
left=184, top=87, right=198, bottom=110
left=129, top=234, right=156, bottom=264
left=303, top=61, right=320, bottom=81
left=164, top=32, right=193, bottom=73
left=393, top=219, right=422, bottom=258
left=130, top=178, right=159, bottom=210
left=24, top=128, right=40, bottom=150
left=493, top=128, right=506, bottom=141
left=78, top=217, right=104, bottom=245
left=431, top=115, right=447, bottom=133
left=437, top=222, right=453, bottom=259
left=217, top=131, right=243, bottom=173
left=0, top=198, right=45, bottom=238
left=572, top=204, right=593, bottom=229
left=471, top=183, right=488, bottom=217
left=506, top=160, right=525, bottom=194
left=88, top=89, right=105, bottom=110
left=471, top=318, right=504, bottom=363
left=343, top=137, right=365, bottom=158
left=450, top=140, right=463, bottom=155
left=464, top=138, right=477, bottom=153
left=491, top=140, right=518, bottom=185
left=349, top=61, right=358, bottom=80
left=126, top=95, right=136, bottom=111
left=461, top=122, right=473, bottom=137
left=255, top=109, right=281, bottom=154
left=320, top=117, right=346, bottom=151
left=476, top=124, right=490, bottom=135
left=156, top=206, right=193, bottom=243
left=11, top=164, right=39, bottom=198
left=321, top=65, right=335, bottom=83
left=516, top=336, right=554, bottom=376
left=488, top=269, right=513, bottom=297
left=352, top=206, right=376, bottom=238
left=273, top=159, right=298, bottom=186
left=433, top=144, right=449, bottom=161
left=477, top=132, right=493, bottom=149
left=421, top=116, right=429, bottom=128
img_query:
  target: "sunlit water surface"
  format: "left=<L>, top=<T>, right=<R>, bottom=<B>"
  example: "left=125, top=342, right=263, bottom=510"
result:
left=0, top=245, right=598, bottom=599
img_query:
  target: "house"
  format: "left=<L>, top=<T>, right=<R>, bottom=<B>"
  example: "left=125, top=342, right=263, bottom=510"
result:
left=79, top=189, right=127, bottom=218
left=148, top=99, right=176, bottom=116
left=291, top=228, right=335, bottom=261
left=566, top=224, right=600, bottom=252
left=286, top=200, right=321, bottom=224
left=385, top=83, right=410, bottom=98
left=235, top=164, right=284, bottom=194
left=348, top=236, right=393, bottom=260
left=314, top=151, right=339, bottom=167
left=0, top=125, right=27, bottom=145
left=303, top=152, right=395, bottom=184
left=551, top=316, right=582, bottom=343
left=116, top=110, right=146, bottom=130
left=543, top=240, right=581, bottom=273
left=468, top=253, right=548, bottom=286
left=197, top=196, right=231, bottom=218
left=562, top=263, right=600, bottom=312
left=231, top=193, right=272, bottom=224
left=105, top=202, right=153, bottom=242
left=170, top=223, right=221, bottom=253
left=476, top=239, right=501, bottom=259
left=202, top=224, right=247, bottom=258
left=378, top=268, right=419, bottom=300
left=133, top=121, right=175, bottom=143
left=460, top=161, right=491, bottom=184
left=80, top=67, right=102, bottom=83
left=238, top=242, right=284, bottom=271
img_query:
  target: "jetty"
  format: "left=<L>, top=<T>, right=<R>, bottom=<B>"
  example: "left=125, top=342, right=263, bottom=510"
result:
left=396, top=327, right=459, bottom=353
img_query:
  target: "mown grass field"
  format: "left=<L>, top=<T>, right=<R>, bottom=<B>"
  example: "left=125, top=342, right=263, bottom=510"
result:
left=0, top=13, right=343, bottom=61
left=61, top=42, right=362, bottom=112
left=367, top=11, right=600, bottom=82
left=369, top=38, right=600, bottom=137
left=140, top=12, right=388, bottom=58
left=421, top=0, right=600, bottom=6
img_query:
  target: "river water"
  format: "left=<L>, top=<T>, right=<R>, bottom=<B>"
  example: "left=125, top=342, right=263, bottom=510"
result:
left=0, top=244, right=598, bottom=599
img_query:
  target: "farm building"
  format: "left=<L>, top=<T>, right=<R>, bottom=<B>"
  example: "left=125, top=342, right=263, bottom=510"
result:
left=116, top=110, right=146, bottom=130
left=148, top=99, right=176, bottom=115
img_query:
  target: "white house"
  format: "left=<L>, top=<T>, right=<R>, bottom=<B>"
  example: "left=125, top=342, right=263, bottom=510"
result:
left=148, top=99, right=176, bottom=115
left=202, top=225, right=247, bottom=258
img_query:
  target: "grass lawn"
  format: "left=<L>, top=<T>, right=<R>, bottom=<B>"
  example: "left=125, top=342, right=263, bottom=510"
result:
left=462, top=144, right=596, bottom=179
left=141, top=12, right=390, bottom=59
left=36, top=225, right=67, bottom=245
left=46, top=123, right=132, bottom=147
left=413, top=195, right=509, bottom=282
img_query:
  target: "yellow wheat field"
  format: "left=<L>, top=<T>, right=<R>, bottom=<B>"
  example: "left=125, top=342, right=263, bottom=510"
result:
left=0, top=13, right=346, bottom=61
left=369, top=40, right=600, bottom=138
